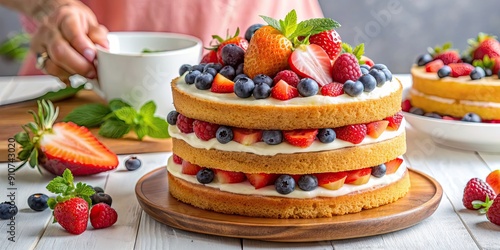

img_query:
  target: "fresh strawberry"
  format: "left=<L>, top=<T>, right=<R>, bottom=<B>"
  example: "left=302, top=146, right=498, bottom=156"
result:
left=331, top=43, right=363, bottom=84
left=90, top=203, right=118, bottom=229
left=215, top=169, right=246, bottom=183
left=360, top=55, right=375, bottom=67
left=486, top=195, right=500, bottom=226
left=232, top=128, right=262, bottom=145
left=271, top=79, right=299, bottom=100
left=467, top=33, right=500, bottom=60
left=366, top=120, right=389, bottom=139
left=448, top=63, right=474, bottom=77
left=181, top=160, right=202, bottom=175
left=345, top=168, right=372, bottom=185
left=315, top=172, right=348, bottom=190
left=385, top=111, right=404, bottom=130
left=289, top=44, right=333, bottom=86
left=429, top=42, right=461, bottom=65
left=492, top=57, right=500, bottom=75
left=425, top=59, right=444, bottom=72
left=273, top=70, right=300, bottom=88
left=334, top=124, right=367, bottom=144
left=14, top=100, right=118, bottom=176
left=401, top=99, right=412, bottom=112
left=486, top=169, right=500, bottom=195
left=46, top=169, right=95, bottom=235
left=244, top=10, right=339, bottom=79
left=172, top=154, right=183, bottom=164
left=462, top=177, right=496, bottom=210
left=193, top=120, right=219, bottom=141
left=200, top=50, right=219, bottom=64
left=309, top=29, right=342, bottom=60
left=385, top=157, right=403, bottom=174
left=245, top=173, right=279, bottom=189
left=211, top=73, right=235, bottom=93
left=321, top=82, right=344, bottom=97
left=283, top=129, right=318, bottom=148
left=176, top=113, right=195, bottom=133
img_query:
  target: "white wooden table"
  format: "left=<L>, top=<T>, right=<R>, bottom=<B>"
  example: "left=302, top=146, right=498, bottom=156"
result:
left=1, top=75, right=500, bottom=250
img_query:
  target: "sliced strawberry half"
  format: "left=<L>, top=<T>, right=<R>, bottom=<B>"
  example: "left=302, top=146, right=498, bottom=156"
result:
left=334, top=124, right=367, bottom=144
left=385, top=111, right=404, bottom=130
left=289, top=44, right=333, bottom=86
left=385, top=158, right=404, bottom=174
left=283, top=129, right=318, bottom=148
left=232, top=128, right=262, bottom=145
left=315, top=172, right=348, bottom=190
left=211, top=73, right=235, bottom=93
left=309, top=30, right=342, bottom=60
left=425, top=59, right=444, bottom=72
left=448, top=63, right=474, bottom=77
left=366, top=120, right=389, bottom=139
left=245, top=173, right=279, bottom=189
left=345, top=168, right=372, bottom=185
left=271, top=79, right=299, bottom=100
left=181, top=161, right=202, bottom=175
left=215, top=169, right=246, bottom=183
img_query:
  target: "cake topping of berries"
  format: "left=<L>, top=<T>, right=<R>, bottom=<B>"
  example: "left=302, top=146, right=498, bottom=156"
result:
left=331, top=43, right=363, bottom=84
left=309, top=29, right=342, bottom=60
left=466, top=32, right=500, bottom=61
left=428, top=42, right=462, bottom=65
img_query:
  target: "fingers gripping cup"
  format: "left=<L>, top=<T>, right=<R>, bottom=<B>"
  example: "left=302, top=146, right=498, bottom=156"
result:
left=90, top=32, right=202, bottom=118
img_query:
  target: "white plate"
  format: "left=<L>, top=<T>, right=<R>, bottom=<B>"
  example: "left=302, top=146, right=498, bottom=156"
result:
left=397, top=74, right=500, bottom=152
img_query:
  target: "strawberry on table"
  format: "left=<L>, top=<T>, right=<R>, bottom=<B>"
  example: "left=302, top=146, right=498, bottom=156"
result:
left=486, top=169, right=500, bottom=195
left=309, top=29, right=342, bottom=60
left=331, top=43, right=364, bottom=84
left=14, top=100, right=118, bottom=176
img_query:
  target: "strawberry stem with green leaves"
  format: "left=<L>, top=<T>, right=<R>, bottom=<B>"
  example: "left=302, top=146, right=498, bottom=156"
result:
left=46, top=169, right=95, bottom=212
left=259, top=9, right=340, bottom=47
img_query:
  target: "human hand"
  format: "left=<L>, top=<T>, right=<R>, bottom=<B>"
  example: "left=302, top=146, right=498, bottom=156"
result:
left=30, top=1, right=108, bottom=84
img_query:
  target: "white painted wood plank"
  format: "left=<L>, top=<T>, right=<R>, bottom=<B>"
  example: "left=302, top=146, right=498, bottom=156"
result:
left=135, top=211, right=241, bottom=250
left=404, top=125, right=498, bottom=249
left=477, top=152, right=500, bottom=171
left=242, top=239, right=332, bottom=249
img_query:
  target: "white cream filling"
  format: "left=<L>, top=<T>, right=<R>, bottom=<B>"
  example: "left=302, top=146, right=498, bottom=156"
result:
left=168, top=119, right=405, bottom=155
left=410, top=88, right=500, bottom=108
left=166, top=157, right=408, bottom=198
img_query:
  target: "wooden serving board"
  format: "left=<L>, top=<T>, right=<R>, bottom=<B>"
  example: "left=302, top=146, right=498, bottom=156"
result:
left=0, top=90, right=171, bottom=162
left=135, top=168, right=443, bottom=242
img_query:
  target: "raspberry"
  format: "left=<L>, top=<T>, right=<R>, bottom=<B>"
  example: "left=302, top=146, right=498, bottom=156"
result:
left=401, top=99, right=412, bottom=112
left=273, top=70, right=300, bottom=87
left=486, top=195, right=500, bottom=226
left=321, top=82, right=344, bottom=97
left=462, top=178, right=496, bottom=210
left=176, top=114, right=194, bottom=133
left=385, top=111, right=404, bottom=130
left=193, top=120, right=220, bottom=141
left=172, top=154, right=183, bottom=164
left=90, top=203, right=118, bottom=229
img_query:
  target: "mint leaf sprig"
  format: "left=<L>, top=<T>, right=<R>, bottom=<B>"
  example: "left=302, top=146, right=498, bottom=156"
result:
left=46, top=169, right=95, bottom=210
left=63, top=99, right=170, bottom=140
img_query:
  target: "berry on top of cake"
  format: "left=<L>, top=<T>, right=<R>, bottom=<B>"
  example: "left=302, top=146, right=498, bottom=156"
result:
left=408, top=33, right=500, bottom=123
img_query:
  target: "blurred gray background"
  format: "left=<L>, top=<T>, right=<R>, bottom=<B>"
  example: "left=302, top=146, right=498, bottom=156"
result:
left=1, top=0, right=499, bottom=75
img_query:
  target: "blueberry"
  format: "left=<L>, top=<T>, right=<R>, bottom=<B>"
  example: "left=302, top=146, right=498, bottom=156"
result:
left=219, top=65, right=236, bottom=80
left=371, top=64, right=388, bottom=70
left=0, top=201, right=18, bottom=219
left=91, top=192, right=113, bottom=206
left=382, top=68, right=393, bottom=82
left=253, top=83, right=271, bottom=99
left=437, top=65, right=451, bottom=78
left=192, top=63, right=206, bottom=72
left=185, top=70, right=201, bottom=84
left=245, top=23, right=264, bottom=41
left=409, top=107, right=425, bottom=116
left=179, top=64, right=192, bottom=76
left=297, top=78, right=319, bottom=97
left=462, top=112, right=482, bottom=122
left=234, top=77, right=255, bottom=98
left=167, top=110, right=179, bottom=125
left=27, top=193, right=49, bottom=211
left=360, top=64, right=370, bottom=71
left=274, top=175, right=295, bottom=194
left=461, top=55, right=473, bottom=65
left=343, top=80, right=364, bottom=97
left=358, top=74, right=377, bottom=92
left=93, top=186, right=105, bottom=193
left=195, top=72, right=214, bottom=90
left=371, top=164, right=386, bottom=178
left=196, top=168, right=215, bottom=184
left=253, top=74, right=274, bottom=86
left=485, top=68, right=493, bottom=77
left=235, top=63, right=244, bottom=75
left=470, top=67, right=485, bottom=80
left=317, top=128, right=336, bottom=143
left=369, top=69, right=387, bottom=87
left=360, top=67, right=369, bottom=75
left=262, top=130, right=283, bottom=145
left=207, top=63, right=223, bottom=71
left=204, top=67, right=218, bottom=77
left=125, top=156, right=142, bottom=171
left=297, top=175, right=318, bottom=191
left=234, top=73, right=248, bottom=83
left=416, top=54, right=433, bottom=66
left=216, top=126, right=233, bottom=144
left=424, top=112, right=442, bottom=119
left=221, top=44, right=245, bottom=67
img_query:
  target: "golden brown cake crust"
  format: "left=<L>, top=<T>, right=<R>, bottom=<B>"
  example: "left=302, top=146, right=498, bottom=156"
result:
left=172, top=133, right=407, bottom=174
left=168, top=170, right=411, bottom=218
left=171, top=78, right=403, bottom=130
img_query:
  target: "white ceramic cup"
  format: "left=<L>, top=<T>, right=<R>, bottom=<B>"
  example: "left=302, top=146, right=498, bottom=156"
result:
left=90, top=32, right=202, bottom=118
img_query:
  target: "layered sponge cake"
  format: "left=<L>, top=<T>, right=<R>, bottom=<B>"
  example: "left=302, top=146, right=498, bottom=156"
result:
left=165, top=10, right=410, bottom=218
left=409, top=33, right=500, bottom=122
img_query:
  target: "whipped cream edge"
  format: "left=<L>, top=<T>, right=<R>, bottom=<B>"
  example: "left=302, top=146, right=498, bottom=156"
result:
left=410, top=88, right=500, bottom=108
left=166, top=157, right=408, bottom=198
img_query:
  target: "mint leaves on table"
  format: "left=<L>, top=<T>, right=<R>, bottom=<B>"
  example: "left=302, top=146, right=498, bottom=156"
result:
left=63, top=99, right=170, bottom=140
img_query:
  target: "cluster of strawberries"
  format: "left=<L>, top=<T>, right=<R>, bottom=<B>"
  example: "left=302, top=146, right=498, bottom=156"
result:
left=462, top=170, right=500, bottom=226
